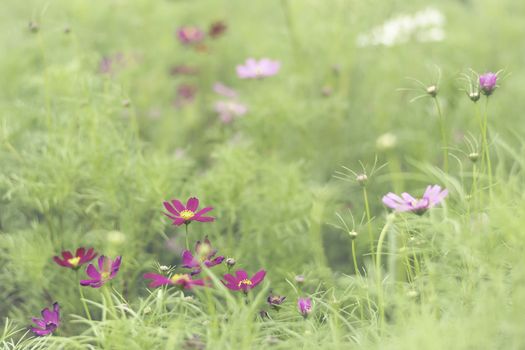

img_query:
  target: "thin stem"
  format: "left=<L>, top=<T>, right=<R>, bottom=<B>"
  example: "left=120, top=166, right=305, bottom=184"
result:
left=76, top=271, right=92, bottom=321
left=482, top=98, right=493, bottom=193
left=375, top=214, right=394, bottom=329
left=433, top=97, right=448, bottom=173
left=351, top=239, right=360, bottom=277
left=185, top=224, right=189, bottom=251
left=362, top=187, right=374, bottom=254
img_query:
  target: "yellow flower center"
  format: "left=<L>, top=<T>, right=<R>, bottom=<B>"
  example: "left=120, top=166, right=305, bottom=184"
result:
left=67, top=257, right=81, bottom=267
left=180, top=210, right=195, bottom=221
left=101, top=271, right=110, bottom=280
left=238, top=279, right=253, bottom=288
left=171, top=274, right=191, bottom=284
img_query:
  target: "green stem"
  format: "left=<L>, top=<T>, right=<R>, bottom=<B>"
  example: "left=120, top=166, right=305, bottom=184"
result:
left=375, top=214, right=394, bottom=328
left=185, top=224, right=189, bottom=251
left=433, top=97, right=448, bottom=173
left=362, top=187, right=374, bottom=254
left=351, top=239, right=360, bottom=277
left=76, top=271, right=92, bottom=321
left=482, top=98, right=493, bottom=193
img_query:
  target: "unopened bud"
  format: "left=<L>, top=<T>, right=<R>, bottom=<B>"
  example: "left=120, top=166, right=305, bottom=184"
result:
left=426, top=85, right=438, bottom=97
left=348, top=231, right=358, bottom=239
left=159, top=265, right=169, bottom=272
left=376, top=133, right=397, bottom=151
left=468, top=152, right=479, bottom=163
left=225, top=258, right=236, bottom=268
left=143, top=306, right=152, bottom=314
left=356, top=174, right=368, bottom=186
left=294, top=275, right=305, bottom=284
left=468, top=91, right=480, bottom=102
left=29, top=21, right=39, bottom=33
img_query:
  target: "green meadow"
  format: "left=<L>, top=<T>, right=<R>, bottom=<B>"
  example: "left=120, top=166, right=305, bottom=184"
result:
left=1, top=0, right=525, bottom=349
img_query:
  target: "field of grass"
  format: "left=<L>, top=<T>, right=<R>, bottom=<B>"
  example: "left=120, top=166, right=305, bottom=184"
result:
left=1, top=0, right=525, bottom=349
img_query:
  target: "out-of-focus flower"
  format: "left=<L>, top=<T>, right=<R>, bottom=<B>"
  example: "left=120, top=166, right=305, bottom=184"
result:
left=294, top=275, right=305, bottom=284
left=297, top=298, right=312, bottom=317
left=53, top=247, right=97, bottom=270
left=376, top=133, right=397, bottom=151
left=80, top=256, right=122, bottom=288
left=479, top=72, right=498, bottom=96
left=29, top=21, right=39, bottom=33
left=143, top=272, right=205, bottom=289
left=31, top=303, right=60, bottom=336
left=213, top=82, right=238, bottom=98
left=177, top=26, right=205, bottom=45
left=174, top=84, right=197, bottom=108
left=182, top=236, right=224, bottom=275
left=183, top=334, right=206, bottom=350
left=236, top=58, right=280, bottom=79
left=214, top=101, right=248, bottom=123
left=267, top=293, right=286, bottom=309
left=382, top=185, right=448, bottom=215
left=208, top=21, right=227, bottom=38
left=170, top=65, right=199, bottom=76
left=99, top=53, right=126, bottom=75
left=222, top=269, right=266, bottom=293
left=107, top=231, right=126, bottom=245
left=163, top=197, right=215, bottom=226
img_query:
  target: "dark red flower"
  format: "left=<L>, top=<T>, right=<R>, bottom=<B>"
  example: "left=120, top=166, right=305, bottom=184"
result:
left=53, top=247, right=97, bottom=270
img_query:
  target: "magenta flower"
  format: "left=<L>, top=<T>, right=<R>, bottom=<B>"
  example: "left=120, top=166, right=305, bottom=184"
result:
left=177, top=26, right=205, bottom=45
left=31, top=302, right=60, bottom=336
left=80, top=255, right=122, bottom=288
left=479, top=72, right=498, bottom=96
left=214, top=101, right=248, bottom=123
left=174, top=84, right=197, bottom=108
left=222, top=269, right=266, bottom=293
left=182, top=236, right=224, bottom=275
left=143, top=272, right=205, bottom=289
left=208, top=21, right=227, bottom=39
left=163, top=197, right=215, bottom=226
left=236, top=58, right=280, bottom=79
left=297, top=298, right=312, bottom=317
left=382, top=185, right=448, bottom=215
left=53, top=247, right=97, bottom=270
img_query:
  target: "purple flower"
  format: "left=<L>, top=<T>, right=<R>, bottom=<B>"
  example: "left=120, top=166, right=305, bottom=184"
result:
left=213, top=82, right=238, bottom=98
left=31, top=302, right=60, bottom=336
left=214, top=101, right=248, bottom=123
left=80, top=255, right=122, bottom=288
left=53, top=247, right=97, bottom=270
left=143, top=272, right=205, bottom=289
left=182, top=236, right=224, bottom=275
left=174, top=84, right=197, bottom=108
left=297, top=298, right=312, bottom=317
left=382, top=185, right=448, bottom=215
left=163, top=197, right=215, bottom=226
left=236, top=58, right=280, bottom=79
left=222, top=269, right=266, bottom=293
left=177, top=26, right=205, bottom=45
left=208, top=21, right=227, bottom=38
left=479, top=72, right=498, bottom=96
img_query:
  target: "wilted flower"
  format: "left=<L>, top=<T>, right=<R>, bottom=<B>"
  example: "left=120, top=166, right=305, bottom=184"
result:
left=222, top=269, right=266, bottom=293
left=174, top=84, right=197, bottom=108
left=215, top=101, right=248, bottom=123
left=182, top=236, right=224, bottom=275
left=143, top=272, right=205, bottom=289
left=80, top=255, right=122, bottom=288
left=297, top=298, right=312, bottom=318
left=53, top=247, right=97, bottom=270
left=479, top=72, right=498, bottom=96
left=208, top=21, right=227, bottom=38
left=177, top=26, right=205, bottom=45
left=236, top=58, right=280, bottom=79
left=31, top=302, right=60, bottom=336
left=382, top=184, right=448, bottom=215
left=267, top=293, right=286, bottom=309
left=163, top=197, right=215, bottom=226
left=170, top=65, right=199, bottom=76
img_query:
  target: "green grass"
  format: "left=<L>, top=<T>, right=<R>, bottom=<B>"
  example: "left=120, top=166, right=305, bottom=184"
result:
left=1, top=0, right=525, bottom=348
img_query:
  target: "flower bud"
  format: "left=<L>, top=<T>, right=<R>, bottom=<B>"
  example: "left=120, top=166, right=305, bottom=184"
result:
left=468, top=152, right=479, bottom=163
left=29, top=21, right=39, bottom=33
left=468, top=91, right=480, bottom=102
left=426, top=85, right=438, bottom=97
left=225, top=257, right=236, bottom=268
left=348, top=230, right=358, bottom=239
left=479, top=72, right=498, bottom=96
left=159, top=265, right=169, bottom=272
left=376, top=133, right=397, bottom=152
left=294, top=275, right=305, bottom=284
left=356, top=174, right=368, bottom=186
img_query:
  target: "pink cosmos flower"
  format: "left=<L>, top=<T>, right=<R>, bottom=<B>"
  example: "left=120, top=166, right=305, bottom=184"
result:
left=214, top=101, right=248, bottom=123
left=213, top=82, right=238, bottom=98
left=80, top=255, right=122, bottom=288
left=177, top=26, right=205, bottom=45
left=479, top=72, right=498, bottom=96
left=236, top=58, right=280, bottom=79
left=222, top=269, right=266, bottom=293
left=53, top=247, right=97, bottom=270
left=182, top=236, right=224, bottom=275
left=31, top=302, right=60, bottom=336
left=143, top=272, right=205, bottom=289
left=163, top=197, right=215, bottom=226
left=297, top=298, right=312, bottom=317
left=382, top=185, right=448, bottom=215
